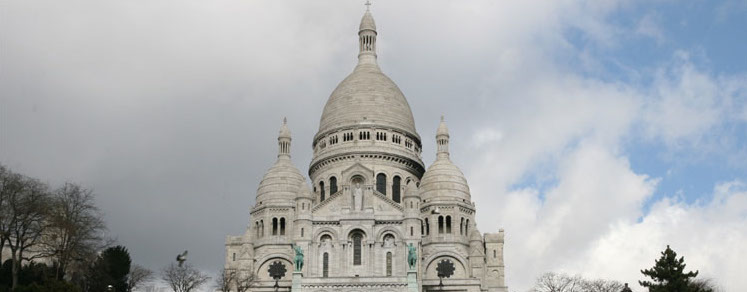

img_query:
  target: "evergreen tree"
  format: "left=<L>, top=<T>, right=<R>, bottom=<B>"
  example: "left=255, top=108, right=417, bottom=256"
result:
left=88, top=245, right=132, bottom=292
left=639, top=245, right=703, bottom=292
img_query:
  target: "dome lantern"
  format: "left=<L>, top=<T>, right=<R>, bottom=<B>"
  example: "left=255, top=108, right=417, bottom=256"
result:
left=436, top=116, right=450, bottom=158
left=358, top=2, right=378, bottom=65
left=278, top=117, right=291, bottom=159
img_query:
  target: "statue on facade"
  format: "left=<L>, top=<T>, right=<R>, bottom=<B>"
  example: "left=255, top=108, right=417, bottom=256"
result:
left=353, top=181, right=363, bottom=210
left=293, top=244, right=304, bottom=272
left=407, top=243, right=417, bottom=270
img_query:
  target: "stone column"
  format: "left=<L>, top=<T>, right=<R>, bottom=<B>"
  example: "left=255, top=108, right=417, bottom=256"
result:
left=292, top=271, right=303, bottom=292
left=407, top=268, right=418, bottom=292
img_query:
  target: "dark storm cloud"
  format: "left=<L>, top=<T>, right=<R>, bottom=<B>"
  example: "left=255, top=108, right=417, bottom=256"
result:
left=0, top=0, right=615, bottom=278
left=1, top=0, right=462, bottom=274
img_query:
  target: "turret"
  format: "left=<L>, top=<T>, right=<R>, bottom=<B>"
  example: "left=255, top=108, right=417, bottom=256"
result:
left=484, top=230, right=507, bottom=291
left=403, top=181, right=421, bottom=241
left=251, top=118, right=303, bottom=242
left=420, top=117, right=474, bottom=244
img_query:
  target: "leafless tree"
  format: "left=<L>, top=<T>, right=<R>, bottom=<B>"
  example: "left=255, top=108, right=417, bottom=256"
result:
left=216, top=268, right=256, bottom=292
left=39, top=182, right=108, bottom=280
left=0, top=168, right=50, bottom=290
left=215, top=268, right=236, bottom=292
left=0, top=164, right=12, bottom=266
left=580, top=278, right=624, bottom=292
left=532, top=272, right=584, bottom=292
left=233, top=271, right=256, bottom=292
left=127, top=264, right=155, bottom=292
left=532, top=272, right=625, bottom=292
left=162, top=262, right=210, bottom=292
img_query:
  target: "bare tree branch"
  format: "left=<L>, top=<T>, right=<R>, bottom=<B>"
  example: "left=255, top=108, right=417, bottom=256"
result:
left=162, top=262, right=210, bottom=292
left=0, top=169, right=50, bottom=290
left=127, top=264, right=154, bottom=292
left=532, top=272, right=625, bottom=292
left=215, top=268, right=236, bottom=292
left=216, top=268, right=255, bottom=292
left=38, top=182, right=108, bottom=280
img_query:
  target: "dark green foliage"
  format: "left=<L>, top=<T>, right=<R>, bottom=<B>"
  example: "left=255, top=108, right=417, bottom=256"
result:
left=0, top=260, right=75, bottom=292
left=13, top=280, right=80, bottom=292
left=87, top=245, right=132, bottom=292
left=639, top=245, right=710, bottom=292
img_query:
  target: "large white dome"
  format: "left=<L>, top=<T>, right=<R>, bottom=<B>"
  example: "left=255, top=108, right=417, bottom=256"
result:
left=317, top=63, right=417, bottom=136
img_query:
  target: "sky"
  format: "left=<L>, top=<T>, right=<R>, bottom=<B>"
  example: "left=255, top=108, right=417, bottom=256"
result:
left=1, top=0, right=746, bottom=291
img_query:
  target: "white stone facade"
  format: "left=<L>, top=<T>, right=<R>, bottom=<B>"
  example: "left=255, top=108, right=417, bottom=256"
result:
left=225, top=8, right=507, bottom=292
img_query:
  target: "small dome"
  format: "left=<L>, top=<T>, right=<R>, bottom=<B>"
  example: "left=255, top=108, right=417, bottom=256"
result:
left=421, top=117, right=468, bottom=201
left=403, top=180, right=419, bottom=198
left=420, top=156, right=470, bottom=202
left=297, top=182, right=314, bottom=199
left=359, top=10, right=376, bottom=31
left=470, top=229, right=483, bottom=242
left=256, top=158, right=305, bottom=205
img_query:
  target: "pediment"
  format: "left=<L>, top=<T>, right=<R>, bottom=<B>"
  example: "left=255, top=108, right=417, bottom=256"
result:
left=312, top=190, right=349, bottom=214
left=470, top=245, right=485, bottom=257
left=369, top=190, right=405, bottom=213
left=312, top=186, right=404, bottom=216
left=341, top=162, right=375, bottom=184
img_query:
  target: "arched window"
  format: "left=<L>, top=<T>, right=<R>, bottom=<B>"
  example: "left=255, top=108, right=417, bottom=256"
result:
left=465, top=219, right=470, bottom=235
left=460, top=218, right=465, bottom=235
left=392, top=176, right=401, bottom=203
left=321, top=234, right=332, bottom=246
left=320, top=181, right=325, bottom=201
left=323, top=252, right=329, bottom=278
left=438, top=216, right=444, bottom=234
left=410, top=226, right=414, bottom=236
left=280, top=218, right=286, bottom=235
left=446, top=216, right=452, bottom=234
left=376, top=173, right=387, bottom=195
left=330, top=177, right=338, bottom=194
left=301, top=228, right=304, bottom=237
left=386, top=252, right=393, bottom=276
left=383, top=234, right=395, bottom=247
left=255, top=222, right=260, bottom=237
left=494, top=249, right=497, bottom=258
left=425, top=218, right=430, bottom=235
left=272, top=218, right=278, bottom=235
left=260, top=220, right=264, bottom=237
left=352, top=233, right=363, bottom=266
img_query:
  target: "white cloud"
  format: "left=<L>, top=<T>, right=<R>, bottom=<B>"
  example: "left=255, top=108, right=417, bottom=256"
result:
left=573, top=181, right=747, bottom=291
left=476, top=142, right=658, bottom=290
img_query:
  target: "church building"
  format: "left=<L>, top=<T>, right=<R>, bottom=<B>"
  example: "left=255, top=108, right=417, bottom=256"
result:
left=225, top=7, right=507, bottom=292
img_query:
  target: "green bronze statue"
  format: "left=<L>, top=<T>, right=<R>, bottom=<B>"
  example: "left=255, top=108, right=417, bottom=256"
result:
left=293, top=244, right=304, bottom=272
left=407, top=243, right=417, bottom=270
